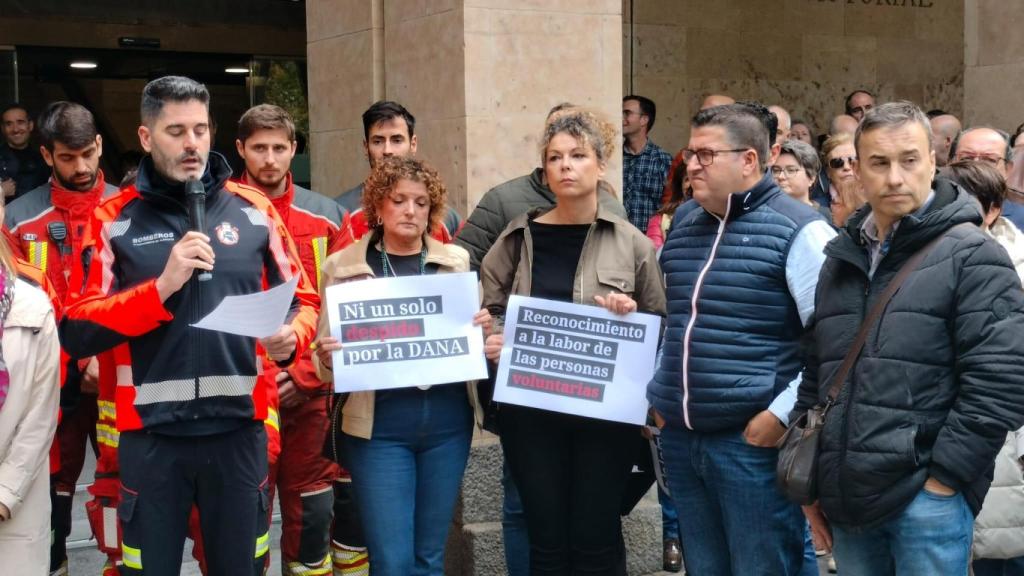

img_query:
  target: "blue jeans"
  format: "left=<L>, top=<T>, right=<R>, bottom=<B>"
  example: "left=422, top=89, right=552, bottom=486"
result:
left=832, top=487, right=973, bottom=575
left=801, top=523, right=820, bottom=576
left=501, top=458, right=530, bottom=576
left=658, top=486, right=680, bottom=542
left=660, top=426, right=806, bottom=575
left=344, top=385, right=473, bottom=576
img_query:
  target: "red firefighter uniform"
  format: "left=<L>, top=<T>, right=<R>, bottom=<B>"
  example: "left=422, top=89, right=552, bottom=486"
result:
left=4, top=173, right=118, bottom=575
left=238, top=172, right=356, bottom=575
left=61, top=154, right=320, bottom=576
left=148, top=172, right=348, bottom=576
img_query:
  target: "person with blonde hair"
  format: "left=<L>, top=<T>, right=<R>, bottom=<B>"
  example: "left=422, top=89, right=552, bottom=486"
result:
left=481, top=107, right=665, bottom=574
left=0, top=197, right=61, bottom=574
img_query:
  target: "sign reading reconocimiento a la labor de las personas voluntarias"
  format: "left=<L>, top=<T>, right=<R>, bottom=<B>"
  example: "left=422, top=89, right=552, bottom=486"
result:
left=494, top=295, right=661, bottom=425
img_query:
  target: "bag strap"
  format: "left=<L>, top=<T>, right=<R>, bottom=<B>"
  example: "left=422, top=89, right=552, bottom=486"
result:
left=823, top=222, right=972, bottom=405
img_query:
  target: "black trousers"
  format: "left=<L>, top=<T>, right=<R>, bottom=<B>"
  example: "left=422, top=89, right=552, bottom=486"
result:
left=117, top=423, right=268, bottom=576
left=499, top=405, right=636, bottom=576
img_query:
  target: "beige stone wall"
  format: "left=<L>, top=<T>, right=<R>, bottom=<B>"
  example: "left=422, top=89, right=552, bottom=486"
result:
left=307, top=0, right=386, bottom=197
left=625, top=0, right=965, bottom=155
left=463, top=1, right=623, bottom=210
left=308, top=0, right=623, bottom=214
left=964, top=0, right=1024, bottom=132
left=385, top=2, right=470, bottom=212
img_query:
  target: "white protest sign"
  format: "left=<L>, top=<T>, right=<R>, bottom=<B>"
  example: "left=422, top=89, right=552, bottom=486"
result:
left=493, top=295, right=660, bottom=425
left=325, top=272, right=487, bottom=392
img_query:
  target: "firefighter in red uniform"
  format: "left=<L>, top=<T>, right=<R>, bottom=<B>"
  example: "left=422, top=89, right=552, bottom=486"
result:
left=3, top=101, right=118, bottom=576
left=60, top=76, right=319, bottom=576
left=233, top=103, right=368, bottom=576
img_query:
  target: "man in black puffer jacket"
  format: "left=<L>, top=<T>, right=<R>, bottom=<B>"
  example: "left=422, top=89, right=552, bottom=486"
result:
left=794, top=102, right=1024, bottom=575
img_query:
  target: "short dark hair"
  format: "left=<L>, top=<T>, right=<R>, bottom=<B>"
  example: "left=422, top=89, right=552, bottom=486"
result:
left=623, top=95, right=657, bottom=132
left=692, top=102, right=771, bottom=171
left=844, top=89, right=874, bottom=113
left=1013, top=121, right=1024, bottom=148
left=947, top=160, right=1008, bottom=213
left=779, top=139, right=821, bottom=178
left=0, top=102, right=29, bottom=120
left=926, top=109, right=948, bottom=119
left=362, top=100, right=415, bottom=141
left=140, top=76, right=210, bottom=125
left=237, top=104, right=296, bottom=143
left=37, top=101, right=98, bottom=151
left=736, top=101, right=779, bottom=148
left=855, top=101, right=932, bottom=155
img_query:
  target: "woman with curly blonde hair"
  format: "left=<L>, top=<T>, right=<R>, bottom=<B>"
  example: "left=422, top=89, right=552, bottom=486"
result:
left=481, top=108, right=666, bottom=574
left=314, top=156, right=491, bottom=576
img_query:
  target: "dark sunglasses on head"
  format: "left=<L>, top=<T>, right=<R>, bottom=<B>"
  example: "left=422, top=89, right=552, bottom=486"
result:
left=828, top=156, right=856, bottom=170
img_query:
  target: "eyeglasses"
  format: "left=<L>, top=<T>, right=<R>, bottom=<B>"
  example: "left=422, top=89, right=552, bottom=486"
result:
left=828, top=156, right=857, bottom=170
left=683, top=148, right=749, bottom=167
left=770, top=166, right=805, bottom=178
left=954, top=153, right=1006, bottom=166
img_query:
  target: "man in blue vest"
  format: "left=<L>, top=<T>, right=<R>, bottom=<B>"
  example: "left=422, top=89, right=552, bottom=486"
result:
left=648, top=102, right=836, bottom=575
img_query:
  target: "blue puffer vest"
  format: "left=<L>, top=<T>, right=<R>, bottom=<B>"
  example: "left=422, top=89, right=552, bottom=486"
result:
left=647, top=172, right=824, bottom=431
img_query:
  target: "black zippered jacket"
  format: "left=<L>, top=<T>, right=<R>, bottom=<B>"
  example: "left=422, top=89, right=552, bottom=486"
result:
left=793, top=179, right=1024, bottom=528
left=59, top=153, right=319, bottom=433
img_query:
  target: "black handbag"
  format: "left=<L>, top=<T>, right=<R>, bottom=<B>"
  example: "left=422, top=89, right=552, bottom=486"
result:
left=775, top=224, right=966, bottom=504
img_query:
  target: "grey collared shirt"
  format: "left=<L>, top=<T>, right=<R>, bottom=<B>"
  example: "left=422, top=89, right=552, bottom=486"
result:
left=860, top=191, right=935, bottom=278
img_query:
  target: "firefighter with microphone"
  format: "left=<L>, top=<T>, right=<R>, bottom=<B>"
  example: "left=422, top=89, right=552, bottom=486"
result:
left=60, top=76, right=319, bottom=576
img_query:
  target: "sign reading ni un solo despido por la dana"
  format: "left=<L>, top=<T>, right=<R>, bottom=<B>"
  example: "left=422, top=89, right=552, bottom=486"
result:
left=494, top=295, right=661, bottom=425
left=326, top=272, right=488, bottom=392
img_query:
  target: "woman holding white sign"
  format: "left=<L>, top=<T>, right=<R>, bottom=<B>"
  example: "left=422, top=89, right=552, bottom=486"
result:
left=481, top=107, right=666, bottom=575
left=313, top=156, right=491, bottom=576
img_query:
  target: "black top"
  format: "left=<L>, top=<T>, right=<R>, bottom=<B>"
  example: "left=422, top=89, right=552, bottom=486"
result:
left=367, top=241, right=440, bottom=277
left=528, top=220, right=590, bottom=302
left=0, top=144, right=50, bottom=201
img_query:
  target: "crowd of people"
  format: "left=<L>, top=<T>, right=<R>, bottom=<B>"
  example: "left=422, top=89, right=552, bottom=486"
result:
left=0, top=76, right=1023, bottom=576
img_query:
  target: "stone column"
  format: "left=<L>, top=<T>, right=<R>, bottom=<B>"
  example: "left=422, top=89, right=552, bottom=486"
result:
left=964, top=0, right=1024, bottom=130
left=307, top=0, right=385, bottom=197
left=307, top=0, right=623, bottom=214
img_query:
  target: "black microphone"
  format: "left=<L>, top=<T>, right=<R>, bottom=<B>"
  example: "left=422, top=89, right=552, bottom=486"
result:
left=185, top=177, right=213, bottom=282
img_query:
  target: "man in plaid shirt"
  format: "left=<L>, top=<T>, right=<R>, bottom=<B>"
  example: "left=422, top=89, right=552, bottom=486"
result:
left=623, top=95, right=673, bottom=231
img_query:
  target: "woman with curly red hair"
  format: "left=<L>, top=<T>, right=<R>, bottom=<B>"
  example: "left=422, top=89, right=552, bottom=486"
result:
left=313, top=156, right=491, bottom=576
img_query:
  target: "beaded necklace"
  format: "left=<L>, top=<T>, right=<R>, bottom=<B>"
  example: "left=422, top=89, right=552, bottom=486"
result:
left=379, top=238, right=427, bottom=277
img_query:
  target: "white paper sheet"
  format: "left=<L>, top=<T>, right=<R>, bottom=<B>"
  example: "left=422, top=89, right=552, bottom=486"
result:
left=191, top=276, right=299, bottom=338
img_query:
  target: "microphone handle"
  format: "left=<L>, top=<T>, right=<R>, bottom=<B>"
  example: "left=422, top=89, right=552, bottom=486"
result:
left=188, top=194, right=213, bottom=281
left=189, top=195, right=206, bottom=233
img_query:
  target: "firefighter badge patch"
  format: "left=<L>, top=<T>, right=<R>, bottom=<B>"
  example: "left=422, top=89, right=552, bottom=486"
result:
left=215, top=222, right=240, bottom=246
